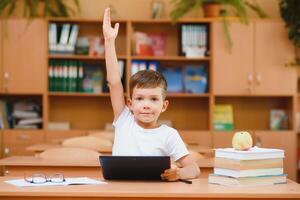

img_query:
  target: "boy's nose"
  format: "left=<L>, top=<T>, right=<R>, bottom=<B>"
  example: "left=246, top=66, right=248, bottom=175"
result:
left=142, top=102, right=150, bottom=109
left=143, top=104, right=150, bottom=109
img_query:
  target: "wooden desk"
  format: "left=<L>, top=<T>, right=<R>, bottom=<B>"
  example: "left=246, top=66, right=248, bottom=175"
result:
left=26, top=143, right=113, bottom=154
left=0, top=156, right=102, bottom=177
left=27, top=143, right=212, bottom=156
left=0, top=177, right=299, bottom=200
left=0, top=156, right=214, bottom=178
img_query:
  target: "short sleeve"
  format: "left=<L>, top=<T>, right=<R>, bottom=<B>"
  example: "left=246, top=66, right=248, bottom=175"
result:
left=165, top=130, right=189, bottom=161
left=112, top=106, right=132, bottom=128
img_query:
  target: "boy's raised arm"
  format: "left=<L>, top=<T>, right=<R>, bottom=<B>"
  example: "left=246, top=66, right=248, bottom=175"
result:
left=103, top=8, right=126, bottom=120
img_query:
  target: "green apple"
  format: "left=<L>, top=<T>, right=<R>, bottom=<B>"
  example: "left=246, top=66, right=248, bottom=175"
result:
left=232, top=131, right=253, bottom=151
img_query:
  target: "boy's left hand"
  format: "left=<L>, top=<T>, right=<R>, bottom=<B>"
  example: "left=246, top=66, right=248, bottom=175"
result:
left=161, top=164, right=181, bottom=181
left=103, top=8, right=119, bottom=41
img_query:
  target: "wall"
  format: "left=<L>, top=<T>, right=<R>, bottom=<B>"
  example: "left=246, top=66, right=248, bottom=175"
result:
left=76, top=0, right=281, bottom=19
left=0, top=0, right=281, bottom=19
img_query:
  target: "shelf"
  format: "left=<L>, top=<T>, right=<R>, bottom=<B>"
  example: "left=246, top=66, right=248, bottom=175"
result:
left=131, top=56, right=210, bottom=61
left=49, top=97, right=113, bottom=129
left=48, top=18, right=127, bottom=23
left=167, top=93, right=209, bottom=98
left=213, top=130, right=294, bottom=133
left=49, top=55, right=210, bottom=61
left=215, top=97, right=293, bottom=130
left=215, top=94, right=295, bottom=97
left=49, top=54, right=127, bottom=60
left=48, top=92, right=110, bottom=97
left=48, top=18, right=213, bottom=24
left=0, top=93, right=43, bottom=96
left=131, top=19, right=214, bottom=23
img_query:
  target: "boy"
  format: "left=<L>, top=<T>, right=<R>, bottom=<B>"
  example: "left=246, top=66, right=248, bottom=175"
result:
left=103, top=8, right=200, bottom=181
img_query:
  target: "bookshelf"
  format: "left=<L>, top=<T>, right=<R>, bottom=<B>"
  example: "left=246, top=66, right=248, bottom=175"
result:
left=0, top=18, right=298, bottom=181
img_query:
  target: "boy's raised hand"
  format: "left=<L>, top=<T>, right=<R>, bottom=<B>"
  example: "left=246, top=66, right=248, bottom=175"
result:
left=103, top=8, right=119, bottom=41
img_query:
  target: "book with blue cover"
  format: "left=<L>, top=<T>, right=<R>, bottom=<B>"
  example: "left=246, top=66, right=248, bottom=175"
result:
left=184, top=65, right=207, bottom=93
left=160, top=67, right=183, bottom=93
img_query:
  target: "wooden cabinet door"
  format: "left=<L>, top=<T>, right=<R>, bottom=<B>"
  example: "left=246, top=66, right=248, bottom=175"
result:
left=2, top=130, right=45, bottom=157
left=254, top=21, right=297, bottom=95
left=0, top=20, right=3, bottom=93
left=254, top=131, right=297, bottom=181
left=212, top=22, right=254, bottom=95
left=2, top=19, right=47, bottom=94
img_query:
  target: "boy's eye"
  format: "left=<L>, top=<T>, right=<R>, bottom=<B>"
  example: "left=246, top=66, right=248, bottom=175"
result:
left=151, top=98, right=158, bottom=101
left=136, top=97, right=143, bottom=101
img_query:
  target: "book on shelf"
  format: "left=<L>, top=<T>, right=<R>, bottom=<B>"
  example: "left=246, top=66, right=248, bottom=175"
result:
left=48, top=23, right=79, bottom=54
left=161, top=67, right=183, bottom=93
left=118, top=60, right=125, bottom=78
left=49, top=60, right=84, bottom=92
left=180, top=24, right=208, bottom=57
left=12, top=110, right=39, bottom=118
left=214, top=157, right=283, bottom=170
left=184, top=65, right=207, bottom=93
left=214, top=167, right=283, bottom=178
left=57, top=23, right=70, bottom=53
left=75, top=37, right=89, bottom=55
left=13, top=101, right=41, bottom=112
left=215, top=146, right=285, bottom=160
left=270, top=109, right=288, bottom=130
left=208, top=173, right=287, bottom=187
left=66, top=24, right=79, bottom=53
left=213, top=104, right=234, bottom=130
left=82, top=63, right=104, bottom=93
left=14, top=124, right=39, bottom=129
left=134, top=32, right=153, bottom=56
left=298, top=147, right=300, bottom=170
left=10, top=100, right=42, bottom=129
left=148, top=33, right=166, bottom=56
left=134, top=31, right=167, bottom=56
left=0, top=100, right=9, bottom=129
left=48, top=23, right=58, bottom=54
left=17, top=117, right=43, bottom=126
left=131, top=60, right=159, bottom=75
left=48, top=121, right=71, bottom=131
left=88, top=36, right=105, bottom=56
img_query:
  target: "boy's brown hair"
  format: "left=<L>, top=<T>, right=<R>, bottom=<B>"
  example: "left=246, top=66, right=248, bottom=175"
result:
left=129, top=70, right=167, bottom=99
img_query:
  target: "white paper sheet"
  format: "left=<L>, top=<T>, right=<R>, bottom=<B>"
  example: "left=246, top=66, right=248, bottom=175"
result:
left=5, top=177, right=107, bottom=187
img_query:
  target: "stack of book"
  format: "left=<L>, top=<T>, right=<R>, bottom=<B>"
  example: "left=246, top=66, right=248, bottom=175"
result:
left=208, top=146, right=287, bottom=186
left=12, top=101, right=42, bottom=129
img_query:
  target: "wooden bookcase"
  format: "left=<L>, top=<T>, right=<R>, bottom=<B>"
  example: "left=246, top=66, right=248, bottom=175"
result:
left=0, top=18, right=298, bottom=181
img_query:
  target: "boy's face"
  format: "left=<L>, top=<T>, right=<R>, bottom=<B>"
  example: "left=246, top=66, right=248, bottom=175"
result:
left=128, top=86, right=169, bottom=128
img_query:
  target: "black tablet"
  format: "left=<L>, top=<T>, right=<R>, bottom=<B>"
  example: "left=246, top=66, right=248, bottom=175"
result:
left=99, top=156, right=170, bottom=180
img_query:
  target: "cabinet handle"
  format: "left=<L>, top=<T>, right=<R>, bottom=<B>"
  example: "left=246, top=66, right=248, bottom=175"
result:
left=17, top=134, right=30, bottom=140
left=256, top=73, right=262, bottom=86
left=4, top=170, right=9, bottom=176
left=3, top=72, right=9, bottom=79
left=4, top=147, right=10, bottom=155
left=3, top=72, right=9, bottom=93
left=247, top=73, right=253, bottom=83
left=247, top=73, right=253, bottom=93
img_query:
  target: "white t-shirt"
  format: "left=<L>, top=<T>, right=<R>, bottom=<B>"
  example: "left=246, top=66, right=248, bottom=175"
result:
left=112, top=106, right=189, bottom=161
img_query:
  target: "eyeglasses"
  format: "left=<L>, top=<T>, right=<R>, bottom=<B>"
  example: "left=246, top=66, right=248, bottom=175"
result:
left=24, top=173, right=65, bottom=184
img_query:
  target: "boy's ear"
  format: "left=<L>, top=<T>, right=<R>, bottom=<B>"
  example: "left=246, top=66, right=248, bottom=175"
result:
left=161, top=100, right=169, bottom=113
left=127, top=98, right=132, bottom=109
